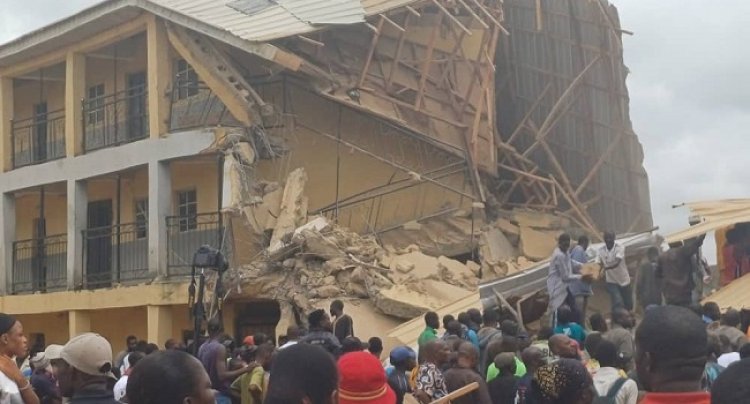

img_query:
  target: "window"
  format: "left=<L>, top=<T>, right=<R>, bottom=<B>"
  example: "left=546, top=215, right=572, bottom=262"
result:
left=177, top=190, right=197, bottom=232
left=175, top=59, right=199, bottom=99
left=87, top=84, right=105, bottom=124
left=135, top=199, right=148, bottom=239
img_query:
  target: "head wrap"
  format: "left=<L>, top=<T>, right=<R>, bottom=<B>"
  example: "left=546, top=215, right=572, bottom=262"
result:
left=0, top=314, right=17, bottom=335
left=530, top=359, right=592, bottom=403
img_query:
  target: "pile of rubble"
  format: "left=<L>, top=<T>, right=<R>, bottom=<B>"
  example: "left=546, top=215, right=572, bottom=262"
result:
left=222, top=160, right=582, bottom=322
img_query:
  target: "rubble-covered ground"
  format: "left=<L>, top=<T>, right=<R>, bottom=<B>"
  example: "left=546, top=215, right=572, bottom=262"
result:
left=219, top=146, right=585, bottom=323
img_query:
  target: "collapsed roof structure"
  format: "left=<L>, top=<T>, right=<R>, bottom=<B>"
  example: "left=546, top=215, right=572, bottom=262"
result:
left=0, top=0, right=653, bottom=338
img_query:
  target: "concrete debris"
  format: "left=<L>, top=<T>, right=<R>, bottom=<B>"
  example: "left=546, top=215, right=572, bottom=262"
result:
left=512, top=209, right=571, bottom=230
left=224, top=169, right=580, bottom=325
left=519, top=226, right=558, bottom=261
left=269, top=168, right=309, bottom=251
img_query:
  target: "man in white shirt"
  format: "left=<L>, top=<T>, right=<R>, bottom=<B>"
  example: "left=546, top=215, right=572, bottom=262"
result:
left=597, top=232, right=633, bottom=312
left=279, top=325, right=300, bottom=350
left=591, top=340, right=638, bottom=404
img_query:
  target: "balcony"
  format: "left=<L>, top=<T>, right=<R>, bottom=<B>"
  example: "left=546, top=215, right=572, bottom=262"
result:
left=11, top=109, right=66, bottom=168
left=12, top=234, right=67, bottom=294
left=166, top=212, right=230, bottom=276
left=83, top=86, right=149, bottom=153
left=82, top=222, right=149, bottom=289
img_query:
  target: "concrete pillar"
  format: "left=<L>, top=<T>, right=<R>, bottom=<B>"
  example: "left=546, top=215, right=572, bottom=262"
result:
left=65, top=52, right=86, bottom=157
left=275, top=301, right=296, bottom=346
left=67, top=180, right=87, bottom=289
left=0, top=193, right=16, bottom=295
left=147, top=305, right=173, bottom=346
left=147, top=16, right=172, bottom=139
left=0, top=76, right=13, bottom=172
left=148, top=161, right=171, bottom=278
left=68, top=310, right=91, bottom=339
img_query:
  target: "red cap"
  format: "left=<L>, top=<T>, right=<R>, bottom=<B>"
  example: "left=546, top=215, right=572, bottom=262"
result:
left=338, top=352, right=396, bottom=404
left=243, top=336, right=255, bottom=346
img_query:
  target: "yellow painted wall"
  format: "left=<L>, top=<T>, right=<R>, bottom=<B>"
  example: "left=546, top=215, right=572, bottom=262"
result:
left=255, top=83, right=472, bottom=233
left=14, top=191, right=67, bottom=240
left=170, top=159, right=220, bottom=214
left=14, top=312, right=69, bottom=346
left=90, top=306, right=148, bottom=354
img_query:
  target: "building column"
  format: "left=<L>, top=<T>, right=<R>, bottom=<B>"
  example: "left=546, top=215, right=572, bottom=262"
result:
left=65, top=52, right=86, bottom=157
left=147, top=15, right=172, bottom=139
left=67, top=180, right=87, bottom=289
left=0, top=76, right=14, bottom=172
left=147, top=305, right=173, bottom=346
left=0, top=193, right=16, bottom=295
left=68, top=310, right=91, bottom=339
left=148, top=161, right=171, bottom=278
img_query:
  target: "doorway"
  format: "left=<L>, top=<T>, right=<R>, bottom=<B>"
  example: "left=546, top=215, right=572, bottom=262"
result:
left=234, top=300, right=281, bottom=345
left=86, top=200, right=113, bottom=288
left=126, top=72, right=147, bottom=140
left=33, top=102, right=48, bottom=162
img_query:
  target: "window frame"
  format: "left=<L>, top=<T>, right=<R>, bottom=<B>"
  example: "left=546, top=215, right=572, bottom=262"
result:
left=87, top=83, right=105, bottom=125
left=176, top=189, right=198, bottom=232
left=175, top=59, right=199, bottom=100
left=134, top=198, right=148, bottom=239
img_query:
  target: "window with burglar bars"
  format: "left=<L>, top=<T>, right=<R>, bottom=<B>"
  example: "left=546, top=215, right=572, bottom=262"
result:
left=175, top=59, right=199, bottom=100
left=177, top=190, right=197, bottom=232
left=135, top=198, right=148, bottom=239
left=87, top=84, right=105, bottom=124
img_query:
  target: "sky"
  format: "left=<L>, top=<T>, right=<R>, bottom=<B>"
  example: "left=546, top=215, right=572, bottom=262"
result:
left=2, top=0, right=748, bottom=262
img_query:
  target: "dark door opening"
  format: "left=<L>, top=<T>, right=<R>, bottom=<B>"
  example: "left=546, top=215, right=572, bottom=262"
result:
left=234, top=300, right=281, bottom=345
left=127, top=72, right=147, bottom=141
left=86, top=200, right=113, bottom=288
left=33, top=102, right=48, bottom=162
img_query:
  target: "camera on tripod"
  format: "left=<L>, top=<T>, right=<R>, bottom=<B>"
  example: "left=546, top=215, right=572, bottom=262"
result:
left=192, top=245, right=229, bottom=272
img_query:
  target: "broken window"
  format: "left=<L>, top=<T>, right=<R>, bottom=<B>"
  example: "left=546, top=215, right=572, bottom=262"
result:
left=175, top=59, right=199, bottom=100
left=87, top=84, right=105, bottom=124
left=177, top=190, right=198, bottom=232
left=135, top=198, right=148, bottom=239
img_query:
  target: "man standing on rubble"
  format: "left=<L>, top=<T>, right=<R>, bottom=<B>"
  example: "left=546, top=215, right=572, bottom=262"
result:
left=657, top=235, right=706, bottom=307
left=548, top=233, right=592, bottom=327
left=330, top=300, right=353, bottom=342
left=569, top=236, right=593, bottom=325
left=597, top=231, right=633, bottom=312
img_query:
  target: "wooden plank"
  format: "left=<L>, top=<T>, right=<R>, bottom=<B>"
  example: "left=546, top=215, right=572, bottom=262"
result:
left=535, top=0, right=544, bottom=31
left=414, top=12, right=444, bottom=110
left=432, top=0, right=473, bottom=36
left=385, top=13, right=412, bottom=93
left=505, top=84, right=551, bottom=146
left=521, top=56, right=601, bottom=158
left=0, top=14, right=149, bottom=77
left=358, top=16, right=385, bottom=88
left=166, top=24, right=258, bottom=126
left=430, top=382, right=480, bottom=403
left=574, top=129, right=629, bottom=196
left=457, top=0, right=490, bottom=29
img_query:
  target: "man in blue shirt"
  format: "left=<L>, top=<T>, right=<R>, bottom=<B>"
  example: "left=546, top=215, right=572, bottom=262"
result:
left=569, top=235, right=592, bottom=325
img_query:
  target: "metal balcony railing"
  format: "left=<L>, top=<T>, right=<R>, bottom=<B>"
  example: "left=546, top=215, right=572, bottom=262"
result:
left=83, top=86, right=149, bottom=152
left=166, top=212, right=230, bottom=276
left=82, top=222, right=149, bottom=289
left=12, top=234, right=67, bottom=294
left=11, top=109, right=66, bottom=168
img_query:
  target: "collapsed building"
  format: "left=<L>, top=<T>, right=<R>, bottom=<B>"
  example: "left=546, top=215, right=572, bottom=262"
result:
left=0, top=0, right=652, bottom=347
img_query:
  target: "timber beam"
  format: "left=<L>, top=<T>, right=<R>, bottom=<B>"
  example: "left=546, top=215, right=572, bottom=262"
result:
left=166, top=23, right=268, bottom=127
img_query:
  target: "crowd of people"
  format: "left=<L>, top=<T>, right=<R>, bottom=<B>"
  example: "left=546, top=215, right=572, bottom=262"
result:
left=2, top=230, right=750, bottom=404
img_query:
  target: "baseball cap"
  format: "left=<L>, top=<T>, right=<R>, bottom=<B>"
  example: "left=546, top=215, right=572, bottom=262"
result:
left=61, top=333, right=116, bottom=379
left=389, top=346, right=416, bottom=364
left=243, top=336, right=255, bottom=346
left=44, top=344, right=64, bottom=360
left=338, top=352, right=396, bottom=404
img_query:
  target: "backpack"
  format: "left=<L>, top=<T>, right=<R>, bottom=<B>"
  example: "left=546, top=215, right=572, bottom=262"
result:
left=592, top=377, right=628, bottom=404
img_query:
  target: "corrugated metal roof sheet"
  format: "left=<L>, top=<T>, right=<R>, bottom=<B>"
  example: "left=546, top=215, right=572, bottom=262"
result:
left=666, top=199, right=750, bottom=243
left=704, top=273, right=750, bottom=310
left=151, top=0, right=419, bottom=42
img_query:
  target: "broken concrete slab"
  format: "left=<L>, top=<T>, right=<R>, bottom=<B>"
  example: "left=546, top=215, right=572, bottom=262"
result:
left=299, top=230, right=344, bottom=259
left=373, top=280, right=474, bottom=319
left=314, top=285, right=342, bottom=298
left=494, top=218, right=520, bottom=245
left=480, top=228, right=517, bottom=263
left=269, top=168, right=308, bottom=251
left=519, top=226, right=558, bottom=261
left=512, top=209, right=571, bottom=230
